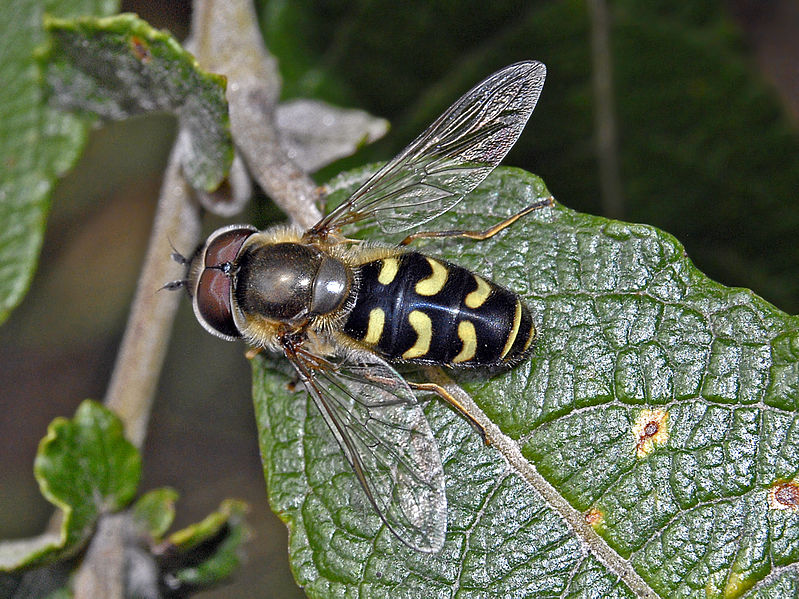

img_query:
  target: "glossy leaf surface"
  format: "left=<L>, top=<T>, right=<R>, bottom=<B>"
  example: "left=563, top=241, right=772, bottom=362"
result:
left=253, top=166, right=799, bottom=598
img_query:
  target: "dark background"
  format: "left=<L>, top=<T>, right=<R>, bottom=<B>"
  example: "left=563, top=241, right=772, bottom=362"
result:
left=1, top=1, right=798, bottom=597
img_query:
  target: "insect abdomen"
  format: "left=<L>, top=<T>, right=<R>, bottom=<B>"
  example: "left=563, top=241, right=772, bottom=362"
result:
left=343, top=252, right=535, bottom=367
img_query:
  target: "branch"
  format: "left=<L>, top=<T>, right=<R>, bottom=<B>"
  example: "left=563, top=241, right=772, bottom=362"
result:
left=102, top=145, right=200, bottom=448
left=75, top=1, right=320, bottom=596
left=101, top=0, right=323, bottom=460
left=192, top=0, right=323, bottom=228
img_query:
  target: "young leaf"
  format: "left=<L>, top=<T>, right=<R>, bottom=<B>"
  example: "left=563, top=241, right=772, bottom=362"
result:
left=0, top=410, right=248, bottom=596
left=41, top=13, right=233, bottom=192
left=162, top=499, right=250, bottom=595
left=253, top=167, right=799, bottom=598
left=0, top=400, right=140, bottom=571
left=275, top=99, right=389, bottom=173
left=0, top=0, right=116, bottom=326
left=132, top=487, right=179, bottom=539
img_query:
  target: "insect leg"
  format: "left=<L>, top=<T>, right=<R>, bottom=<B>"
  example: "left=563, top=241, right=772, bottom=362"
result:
left=399, top=196, right=554, bottom=246
left=244, top=347, right=263, bottom=359
left=408, top=381, right=489, bottom=445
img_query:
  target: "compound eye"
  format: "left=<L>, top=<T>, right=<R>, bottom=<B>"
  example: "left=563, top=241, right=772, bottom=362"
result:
left=191, top=225, right=257, bottom=340
left=196, top=268, right=240, bottom=338
left=205, top=226, right=257, bottom=268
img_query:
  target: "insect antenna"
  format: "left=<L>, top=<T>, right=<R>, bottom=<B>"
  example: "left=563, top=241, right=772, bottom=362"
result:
left=159, top=279, right=188, bottom=292
left=168, top=236, right=191, bottom=265
left=171, top=252, right=190, bottom=265
left=163, top=236, right=197, bottom=294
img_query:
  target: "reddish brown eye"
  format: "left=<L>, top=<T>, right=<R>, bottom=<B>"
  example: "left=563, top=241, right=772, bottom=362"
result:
left=205, top=228, right=256, bottom=268
left=196, top=268, right=240, bottom=338
left=191, top=225, right=257, bottom=340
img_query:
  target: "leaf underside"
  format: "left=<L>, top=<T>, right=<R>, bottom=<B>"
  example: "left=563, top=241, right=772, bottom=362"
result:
left=165, top=499, right=250, bottom=592
left=42, top=13, right=233, bottom=192
left=0, top=0, right=118, bottom=326
left=253, top=166, right=799, bottom=599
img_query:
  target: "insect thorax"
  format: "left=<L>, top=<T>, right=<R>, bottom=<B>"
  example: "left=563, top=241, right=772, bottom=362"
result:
left=235, top=242, right=352, bottom=324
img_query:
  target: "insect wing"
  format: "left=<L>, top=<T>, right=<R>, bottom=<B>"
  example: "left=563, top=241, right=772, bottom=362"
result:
left=314, top=60, right=546, bottom=235
left=288, top=348, right=447, bottom=552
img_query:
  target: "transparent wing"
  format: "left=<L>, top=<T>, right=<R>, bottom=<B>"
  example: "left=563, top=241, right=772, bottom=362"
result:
left=288, top=347, right=446, bottom=552
left=312, top=60, right=546, bottom=236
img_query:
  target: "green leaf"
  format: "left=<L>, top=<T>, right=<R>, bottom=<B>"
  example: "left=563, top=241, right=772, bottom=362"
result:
left=253, top=166, right=799, bottom=598
left=0, top=0, right=117, bottom=326
left=132, top=487, right=178, bottom=539
left=164, top=499, right=250, bottom=593
left=41, top=13, right=233, bottom=192
left=0, top=400, right=140, bottom=571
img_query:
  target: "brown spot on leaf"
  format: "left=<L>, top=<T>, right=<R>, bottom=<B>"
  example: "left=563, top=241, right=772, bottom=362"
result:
left=769, top=481, right=799, bottom=511
left=632, top=409, right=669, bottom=458
left=585, top=507, right=603, bottom=527
left=129, top=36, right=152, bottom=63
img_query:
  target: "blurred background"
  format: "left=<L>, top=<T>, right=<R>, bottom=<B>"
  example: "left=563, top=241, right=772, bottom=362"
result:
left=1, top=1, right=798, bottom=597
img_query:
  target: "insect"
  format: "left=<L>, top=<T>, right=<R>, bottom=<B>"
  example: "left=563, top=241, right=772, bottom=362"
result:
left=173, top=61, right=549, bottom=553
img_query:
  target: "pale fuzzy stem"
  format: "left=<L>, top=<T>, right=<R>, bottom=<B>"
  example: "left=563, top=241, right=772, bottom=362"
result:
left=192, top=0, right=323, bottom=228
left=75, top=1, right=317, bottom=596
left=103, top=145, right=200, bottom=447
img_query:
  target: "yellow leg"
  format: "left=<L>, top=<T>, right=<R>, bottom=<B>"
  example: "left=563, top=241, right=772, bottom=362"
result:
left=244, top=346, right=263, bottom=360
left=408, top=381, right=489, bottom=445
left=399, top=196, right=554, bottom=246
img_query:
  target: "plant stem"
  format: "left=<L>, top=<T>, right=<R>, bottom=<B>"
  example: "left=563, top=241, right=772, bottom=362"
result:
left=103, top=146, right=200, bottom=448
left=192, top=0, right=323, bottom=228
left=103, top=0, right=324, bottom=451
left=74, top=1, right=323, bottom=597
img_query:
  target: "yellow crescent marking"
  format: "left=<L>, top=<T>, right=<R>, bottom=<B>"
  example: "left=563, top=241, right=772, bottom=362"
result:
left=465, top=275, right=492, bottom=308
left=378, top=258, right=400, bottom=285
left=363, top=308, right=385, bottom=345
left=453, top=320, right=477, bottom=364
left=500, top=300, right=523, bottom=359
left=402, top=310, right=432, bottom=359
left=523, top=323, right=536, bottom=351
left=415, top=258, right=448, bottom=296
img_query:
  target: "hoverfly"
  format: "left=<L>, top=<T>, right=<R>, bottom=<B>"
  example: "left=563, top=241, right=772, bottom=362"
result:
left=175, top=61, right=549, bottom=553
